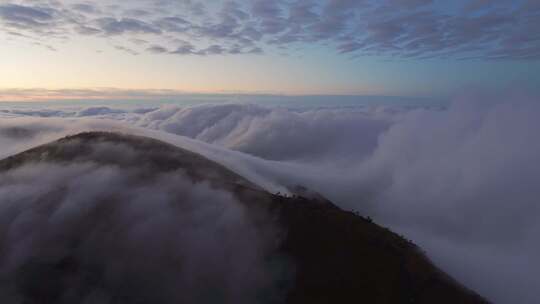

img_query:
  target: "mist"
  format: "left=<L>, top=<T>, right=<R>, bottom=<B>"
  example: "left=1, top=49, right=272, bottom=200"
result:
left=0, top=142, right=284, bottom=303
left=0, top=92, right=539, bottom=303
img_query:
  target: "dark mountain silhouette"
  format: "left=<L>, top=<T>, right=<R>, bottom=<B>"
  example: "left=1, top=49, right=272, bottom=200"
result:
left=0, top=132, right=488, bottom=304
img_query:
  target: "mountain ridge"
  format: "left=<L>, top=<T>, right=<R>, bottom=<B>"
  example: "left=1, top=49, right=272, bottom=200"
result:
left=0, top=131, right=488, bottom=304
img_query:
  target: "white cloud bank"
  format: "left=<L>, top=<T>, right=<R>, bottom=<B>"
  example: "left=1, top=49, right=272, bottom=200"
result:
left=1, top=92, right=539, bottom=303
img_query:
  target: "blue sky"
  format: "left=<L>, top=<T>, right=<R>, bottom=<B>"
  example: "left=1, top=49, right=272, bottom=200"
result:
left=0, top=0, right=539, bottom=100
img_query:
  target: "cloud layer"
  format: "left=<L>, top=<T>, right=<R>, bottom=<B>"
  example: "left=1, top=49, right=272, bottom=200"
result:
left=1, top=93, right=540, bottom=303
left=1, top=0, right=539, bottom=59
left=355, top=96, right=540, bottom=304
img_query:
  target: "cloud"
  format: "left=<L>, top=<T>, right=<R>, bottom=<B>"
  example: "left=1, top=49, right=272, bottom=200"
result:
left=134, top=103, right=395, bottom=162
left=146, top=44, right=168, bottom=54
left=204, top=94, right=540, bottom=304
left=114, top=45, right=139, bottom=55
left=1, top=92, right=540, bottom=303
left=76, top=106, right=128, bottom=117
left=385, top=0, right=433, bottom=9
left=0, top=3, right=55, bottom=29
left=97, top=17, right=162, bottom=35
left=353, top=95, right=540, bottom=304
left=1, top=0, right=538, bottom=59
left=71, top=3, right=101, bottom=15
left=0, top=118, right=127, bottom=160
left=0, top=143, right=283, bottom=303
left=154, top=16, right=191, bottom=33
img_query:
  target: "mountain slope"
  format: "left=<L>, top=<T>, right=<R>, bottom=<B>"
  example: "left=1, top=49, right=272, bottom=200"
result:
left=0, top=132, right=488, bottom=304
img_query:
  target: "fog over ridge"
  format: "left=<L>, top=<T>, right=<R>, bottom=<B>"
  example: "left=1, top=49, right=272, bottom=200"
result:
left=0, top=92, right=539, bottom=303
left=0, top=139, right=285, bottom=303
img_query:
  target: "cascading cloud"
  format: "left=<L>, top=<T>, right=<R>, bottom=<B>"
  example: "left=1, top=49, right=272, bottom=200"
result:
left=0, top=93, right=539, bottom=303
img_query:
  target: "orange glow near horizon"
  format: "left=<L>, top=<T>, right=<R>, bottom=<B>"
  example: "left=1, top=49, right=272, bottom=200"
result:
left=0, top=36, right=388, bottom=100
left=0, top=86, right=386, bottom=102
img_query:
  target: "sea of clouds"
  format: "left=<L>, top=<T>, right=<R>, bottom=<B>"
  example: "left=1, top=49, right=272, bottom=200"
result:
left=0, top=92, right=539, bottom=303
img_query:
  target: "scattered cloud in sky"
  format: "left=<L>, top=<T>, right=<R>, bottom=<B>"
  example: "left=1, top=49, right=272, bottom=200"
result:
left=0, top=0, right=539, bottom=59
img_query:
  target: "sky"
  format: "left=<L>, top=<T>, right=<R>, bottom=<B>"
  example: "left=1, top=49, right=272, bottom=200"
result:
left=0, top=2, right=539, bottom=302
left=0, top=0, right=539, bottom=100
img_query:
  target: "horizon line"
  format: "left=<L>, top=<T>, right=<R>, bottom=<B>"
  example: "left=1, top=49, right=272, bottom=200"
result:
left=0, top=87, right=442, bottom=103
